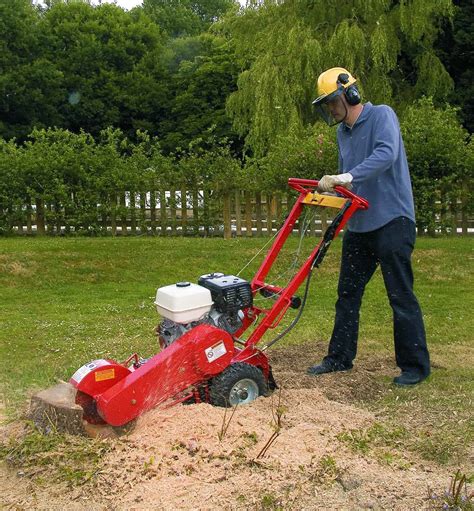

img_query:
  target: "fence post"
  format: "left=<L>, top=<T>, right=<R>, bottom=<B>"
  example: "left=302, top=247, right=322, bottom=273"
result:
left=449, top=193, right=457, bottom=236
left=46, top=203, right=53, bottom=234
left=286, top=192, right=294, bottom=234
left=245, top=191, right=253, bottom=237
left=255, top=192, right=262, bottom=236
left=55, top=201, right=62, bottom=235
left=36, top=198, right=45, bottom=235
left=64, top=194, right=72, bottom=235
left=203, top=189, right=211, bottom=236
left=320, top=208, right=327, bottom=235
left=160, top=189, right=167, bottom=236
left=235, top=190, right=242, bottom=237
left=110, top=194, right=117, bottom=236
left=130, top=191, right=137, bottom=235
left=139, top=192, right=147, bottom=234
left=440, top=190, right=447, bottom=235
left=310, top=207, right=316, bottom=237
left=193, top=189, right=199, bottom=235
left=150, top=191, right=156, bottom=235
left=17, top=206, right=23, bottom=234
left=266, top=193, right=273, bottom=236
left=276, top=192, right=282, bottom=228
left=26, top=198, right=32, bottom=235
left=181, top=188, right=187, bottom=235
left=120, top=192, right=127, bottom=235
left=223, top=193, right=232, bottom=240
left=170, top=188, right=177, bottom=235
left=461, top=182, right=468, bottom=236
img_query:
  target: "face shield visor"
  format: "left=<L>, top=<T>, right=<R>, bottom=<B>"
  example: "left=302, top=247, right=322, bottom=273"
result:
left=312, top=88, right=348, bottom=126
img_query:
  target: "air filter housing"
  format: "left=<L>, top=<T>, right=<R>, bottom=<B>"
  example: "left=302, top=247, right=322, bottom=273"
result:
left=154, top=282, right=213, bottom=323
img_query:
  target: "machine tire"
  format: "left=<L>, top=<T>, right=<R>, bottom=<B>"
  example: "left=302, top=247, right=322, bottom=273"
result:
left=209, top=362, right=268, bottom=408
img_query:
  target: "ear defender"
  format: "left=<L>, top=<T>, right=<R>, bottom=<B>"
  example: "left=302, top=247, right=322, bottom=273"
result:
left=337, top=72, right=361, bottom=106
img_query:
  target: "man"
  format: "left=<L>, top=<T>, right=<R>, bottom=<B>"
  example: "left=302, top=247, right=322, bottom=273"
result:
left=308, top=67, right=430, bottom=386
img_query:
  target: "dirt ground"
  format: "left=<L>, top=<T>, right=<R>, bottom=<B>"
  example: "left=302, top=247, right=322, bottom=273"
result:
left=0, top=342, right=459, bottom=510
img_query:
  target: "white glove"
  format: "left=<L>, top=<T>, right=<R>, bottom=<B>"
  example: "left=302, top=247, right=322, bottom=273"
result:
left=317, top=173, right=353, bottom=193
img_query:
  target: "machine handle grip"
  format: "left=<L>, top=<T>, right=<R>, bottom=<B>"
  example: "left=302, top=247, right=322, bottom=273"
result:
left=287, top=178, right=369, bottom=210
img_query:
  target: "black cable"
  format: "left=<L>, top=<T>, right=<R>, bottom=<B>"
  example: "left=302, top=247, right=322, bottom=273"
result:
left=262, top=265, right=315, bottom=350
left=261, top=201, right=351, bottom=350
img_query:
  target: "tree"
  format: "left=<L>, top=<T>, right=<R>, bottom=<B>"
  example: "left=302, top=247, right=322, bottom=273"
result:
left=0, top=0, right=64, bottom=139
left=224, top=0, right=455, bottom=156
left=435, top=0, right=474, bottom=132
left=143, top=0, right=237, bottom=37
left=400, top=97, right=470, bottom=232
left=158, top=33, right=241, bottom=153
left=38, top=1, right=167, bottom=138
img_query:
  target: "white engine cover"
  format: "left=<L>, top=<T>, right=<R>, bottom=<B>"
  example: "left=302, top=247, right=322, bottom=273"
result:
left=154, top=282, right=213, bottom=324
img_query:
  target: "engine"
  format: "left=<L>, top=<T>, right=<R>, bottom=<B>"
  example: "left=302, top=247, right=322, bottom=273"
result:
left=154, top=273, right=253, bottom=348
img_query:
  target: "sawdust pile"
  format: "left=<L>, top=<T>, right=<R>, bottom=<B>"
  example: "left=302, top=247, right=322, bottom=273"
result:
left=1, top=387, right=448, bottom=510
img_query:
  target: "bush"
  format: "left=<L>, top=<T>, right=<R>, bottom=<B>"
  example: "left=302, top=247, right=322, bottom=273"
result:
left=0, top=139, right=24, bottom=234
left=0, top=128, right=245, bottom=235
left=401, top=97, right=471, bottom=233
left=250, top=122, right=339, bottom=193
left=0, top=108, right=471, bottom=236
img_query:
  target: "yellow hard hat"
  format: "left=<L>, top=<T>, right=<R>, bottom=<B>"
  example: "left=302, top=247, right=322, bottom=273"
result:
left=312, top=67, right=360, bottom=125
left=315, top=68, right=356, bottom=99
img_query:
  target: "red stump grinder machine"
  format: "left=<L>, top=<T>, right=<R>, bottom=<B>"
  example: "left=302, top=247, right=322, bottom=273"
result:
left=30, top=178, right=368, bottom=436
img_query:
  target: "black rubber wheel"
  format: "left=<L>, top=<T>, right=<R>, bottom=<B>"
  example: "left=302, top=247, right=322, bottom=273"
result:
left=209, top=362, right=269, bottom=408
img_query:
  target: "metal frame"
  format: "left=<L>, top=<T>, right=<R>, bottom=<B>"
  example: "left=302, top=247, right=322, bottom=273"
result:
left=243, top=178, right=368, bottom=347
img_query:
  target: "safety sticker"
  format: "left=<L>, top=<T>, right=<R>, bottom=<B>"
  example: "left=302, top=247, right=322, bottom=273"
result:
left=70, top=359, right=109, bottom=383
left=95, top=368, right=115, bottom=382
left=205, top=341, right=227, bottom=363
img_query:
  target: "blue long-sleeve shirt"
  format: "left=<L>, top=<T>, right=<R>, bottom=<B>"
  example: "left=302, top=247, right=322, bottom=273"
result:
left=337, top=102, right=415, bottom=232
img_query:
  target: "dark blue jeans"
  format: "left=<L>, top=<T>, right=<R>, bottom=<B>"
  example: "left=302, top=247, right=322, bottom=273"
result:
left=323, top=216, right=430, bottom=377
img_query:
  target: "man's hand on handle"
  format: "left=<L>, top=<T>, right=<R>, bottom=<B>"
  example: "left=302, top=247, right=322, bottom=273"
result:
left=317, top=173, right=353, bottom=193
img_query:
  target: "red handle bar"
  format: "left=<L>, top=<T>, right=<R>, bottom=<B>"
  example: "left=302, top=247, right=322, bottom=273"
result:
left=287, top=178, right=369, bottom=210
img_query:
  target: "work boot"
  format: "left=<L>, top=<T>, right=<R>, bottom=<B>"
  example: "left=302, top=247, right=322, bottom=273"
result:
left=306, top=360, right=351, bottom=376
left=393, top=371, right=429, bottom=386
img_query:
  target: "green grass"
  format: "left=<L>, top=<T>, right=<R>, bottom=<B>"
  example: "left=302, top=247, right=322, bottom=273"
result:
left=1, top=235, right=473, bottom=398
left=0, top=422, right=112, bottom=484
left=0, top=235, right=473, bottom=469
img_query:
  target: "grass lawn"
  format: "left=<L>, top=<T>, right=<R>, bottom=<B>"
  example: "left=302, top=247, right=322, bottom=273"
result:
left=1, top=235, right=473, bottom=472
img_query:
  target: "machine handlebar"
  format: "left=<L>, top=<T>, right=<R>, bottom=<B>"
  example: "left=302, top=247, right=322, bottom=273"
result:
left=288, top=177, right=369, bottom=210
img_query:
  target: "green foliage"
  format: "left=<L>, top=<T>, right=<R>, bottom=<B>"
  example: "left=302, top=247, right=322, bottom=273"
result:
left=143, top=0, right=236, bottom=37
left=224, top=0, right=455, bottom=155
left=0, top=138, right=24, bottom=234
left=254, top=123, right=339, bottom=192
left=259, top=493, right=284, bottom=511
left=435, top=1, right=474, bottom=132
left=1, top=95, right=472, bottom=235
left=400, top=97, right=471, bottom=233
left=0, top=0, right=471, bottom=237
left=0, top=0, right=62, bottom=139
left=38, top=2, right=167, bottom=139
left=158, top=33, right=241, bottom=153
left=0, top=0, right=237, bottom=144
left=0, top=127, right=245, bottom=234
